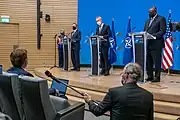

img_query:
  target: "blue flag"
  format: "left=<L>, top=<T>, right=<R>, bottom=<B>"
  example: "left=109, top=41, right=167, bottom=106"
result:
left=109, top=18, right=117, bottom=64
left=123, top=17, right=133, bottom=65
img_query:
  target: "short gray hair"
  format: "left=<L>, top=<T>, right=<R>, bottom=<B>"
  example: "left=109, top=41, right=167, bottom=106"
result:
left=124, top=63, right=143, bottom=82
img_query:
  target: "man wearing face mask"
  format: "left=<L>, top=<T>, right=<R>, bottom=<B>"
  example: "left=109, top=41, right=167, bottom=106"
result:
left=57, top=29, right=66, bottom=68
left=70, top=23, right=81, bottom=71
left=83, top=63, right=154, bottom=120
left=144, top=6, right=166, bottom=82
left=95, top=16, right=111, bottom=76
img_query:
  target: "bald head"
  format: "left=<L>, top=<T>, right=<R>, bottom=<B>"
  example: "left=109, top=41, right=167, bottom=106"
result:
left=96, top=16, right=102, bottom=26
left=149, top=6, right=157, bottom=18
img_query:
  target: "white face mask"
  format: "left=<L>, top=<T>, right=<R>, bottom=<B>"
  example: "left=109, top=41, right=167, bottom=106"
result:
left=97, top=21, right=101, bottom=26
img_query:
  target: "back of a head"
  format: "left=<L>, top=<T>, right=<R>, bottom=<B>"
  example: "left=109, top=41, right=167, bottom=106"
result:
left=10, top=48, right=27, bottom=68
left=124, top=63, right=143, bottom=82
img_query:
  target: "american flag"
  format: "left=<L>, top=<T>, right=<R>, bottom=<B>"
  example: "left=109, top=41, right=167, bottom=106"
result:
left=162, top=10, right=173, bottom=70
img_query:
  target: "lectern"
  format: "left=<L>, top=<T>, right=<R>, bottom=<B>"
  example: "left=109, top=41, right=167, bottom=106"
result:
left=129, top=32, right=155, bottom=82
left=62, top=37, right=71, bottom=71
left=89, top=35, right=106, bottom=76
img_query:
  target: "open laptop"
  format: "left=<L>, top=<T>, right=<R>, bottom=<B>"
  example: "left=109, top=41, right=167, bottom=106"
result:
left=50, top=78, right=69, bottom=95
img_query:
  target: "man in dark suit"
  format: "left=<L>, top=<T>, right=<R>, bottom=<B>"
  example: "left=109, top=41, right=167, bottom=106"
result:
left=83, top=63, right=154, bottom=120
left=144, top=6, right=166, bottom=82
left=96, top=16, right=111, bottom=76
left=71, top=23, right=81, bottom=71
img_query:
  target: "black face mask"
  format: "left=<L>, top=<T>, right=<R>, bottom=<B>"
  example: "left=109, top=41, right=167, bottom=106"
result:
left=60, top=33, right=64, bottom=35
left=72, top=26, right=76, bottom=30
left=149, top=12, right=155, bottom=18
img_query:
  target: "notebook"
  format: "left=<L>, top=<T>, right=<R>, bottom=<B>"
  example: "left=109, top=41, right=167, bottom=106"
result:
left=50, top=78, right=69, bottom=95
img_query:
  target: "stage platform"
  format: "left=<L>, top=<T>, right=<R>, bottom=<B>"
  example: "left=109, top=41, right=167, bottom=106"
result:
left=34, top=67, right=180, bottom=120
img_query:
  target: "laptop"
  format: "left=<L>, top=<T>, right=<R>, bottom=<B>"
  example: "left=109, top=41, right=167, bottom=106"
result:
left=50, top=78, right=69, bottom=95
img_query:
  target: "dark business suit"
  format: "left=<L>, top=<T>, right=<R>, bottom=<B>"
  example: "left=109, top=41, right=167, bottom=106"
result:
left=71, top=29, right=81, bottom=70
left=96, top=24, right=111, bottom=74
left=88, top=83, right=154, bottom=120
left=144, top=15, right=166, bottom=80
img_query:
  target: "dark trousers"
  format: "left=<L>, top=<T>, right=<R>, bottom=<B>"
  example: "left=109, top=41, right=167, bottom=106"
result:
left=71, top=47, right=80, bottom=70
left=58, top=47, right=63, bottom=68
left=100, top=43, right=110, bottom=73
left=146, top=48, right=162, bottom=79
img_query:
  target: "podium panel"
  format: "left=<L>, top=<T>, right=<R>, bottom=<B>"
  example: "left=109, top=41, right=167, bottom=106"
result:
left=63, top=38, right=70, bottom=71
left=134, top=36, right=144, bottom=81
left=90, top=37, right=99, bottom=75
left=130, top=32, right=155, bottom=82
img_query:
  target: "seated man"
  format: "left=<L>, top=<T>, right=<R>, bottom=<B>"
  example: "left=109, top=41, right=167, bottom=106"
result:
left=83, top=63, right=153, bottom=120
left=7, top=48, right=67, bottom=99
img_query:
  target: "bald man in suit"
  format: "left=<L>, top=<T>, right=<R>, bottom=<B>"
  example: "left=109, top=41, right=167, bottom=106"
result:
left=144, top=6, right=166, bottom=82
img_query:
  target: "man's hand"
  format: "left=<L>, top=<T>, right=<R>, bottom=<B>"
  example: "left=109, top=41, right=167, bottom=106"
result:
left=83, top=93, right=92, bottom=103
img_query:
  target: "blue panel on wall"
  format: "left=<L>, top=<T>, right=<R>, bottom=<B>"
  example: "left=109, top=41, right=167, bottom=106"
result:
left=78, top=0, right=180, bottom=70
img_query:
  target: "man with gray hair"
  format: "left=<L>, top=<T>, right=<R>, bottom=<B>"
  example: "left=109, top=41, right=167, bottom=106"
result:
left=83, top=63, right=154, bottom=120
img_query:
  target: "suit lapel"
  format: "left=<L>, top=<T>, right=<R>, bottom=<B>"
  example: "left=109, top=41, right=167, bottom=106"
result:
left=72, top=30, right=77, bottom=37
left=147, top=15, right=158, bottom=30
left=100, top=24, right=105, bottom=34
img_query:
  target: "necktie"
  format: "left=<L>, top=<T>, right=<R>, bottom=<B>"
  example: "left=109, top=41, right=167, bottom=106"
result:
left=148, top=18, right=153, bottom=27
left=99, top=25, right=102, bottom=33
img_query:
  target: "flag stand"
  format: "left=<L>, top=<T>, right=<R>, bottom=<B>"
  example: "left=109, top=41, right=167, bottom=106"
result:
left=166, top=68, right=171, bottom=76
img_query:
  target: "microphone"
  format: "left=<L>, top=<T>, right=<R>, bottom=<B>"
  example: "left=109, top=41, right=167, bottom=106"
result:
left=45, top=70, right=84, bottom=96
left=45, top=70, right=101, bottom=106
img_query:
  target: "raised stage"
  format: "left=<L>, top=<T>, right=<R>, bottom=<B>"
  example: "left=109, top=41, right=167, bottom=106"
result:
left=34, top=67, right=180, bottom=120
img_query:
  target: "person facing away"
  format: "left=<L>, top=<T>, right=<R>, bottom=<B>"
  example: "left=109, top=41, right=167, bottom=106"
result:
left=144, top=6, right=166, bottom=82
left=70, top=23, right=81, bottom=71
left=83, top=63, right=154, bottom=120
left=95, top=16, right=111, bottom=76
left=57, top=29, right=66, bottom=68
left=7, top=48, right=67, bottom=99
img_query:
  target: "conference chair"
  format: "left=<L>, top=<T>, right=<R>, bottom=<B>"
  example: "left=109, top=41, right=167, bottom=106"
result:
left=0, top=112, right=12, bottom=120
left=18, top=76, right=85, bottom=120
left=0, top=72, right=24, bottom=120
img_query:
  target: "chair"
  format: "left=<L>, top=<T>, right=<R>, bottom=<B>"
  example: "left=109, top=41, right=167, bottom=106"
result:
left=0, top=112, right=12, bottom=120
left=0, top=72, right=24, bottom=120
left=19, top=76, right=85, bottom=120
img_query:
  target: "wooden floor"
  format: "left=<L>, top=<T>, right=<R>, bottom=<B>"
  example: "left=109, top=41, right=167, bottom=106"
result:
left=34, top=67, right=180, bottom=120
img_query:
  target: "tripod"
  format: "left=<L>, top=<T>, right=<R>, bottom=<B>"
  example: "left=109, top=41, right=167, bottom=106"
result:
left=50, top=34, right=59, bottom=69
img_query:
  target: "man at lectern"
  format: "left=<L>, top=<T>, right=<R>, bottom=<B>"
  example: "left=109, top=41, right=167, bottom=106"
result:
left=144, top=6, right=166, bottom=82
left=95, top=16, right=111, bottom=76
left=71, top=23, right=81, bottom=71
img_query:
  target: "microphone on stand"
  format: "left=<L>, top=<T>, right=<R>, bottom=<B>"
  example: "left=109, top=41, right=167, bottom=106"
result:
left=45, top=70, right=84, bottom=96
left=45, top=70, right=101, bottom=105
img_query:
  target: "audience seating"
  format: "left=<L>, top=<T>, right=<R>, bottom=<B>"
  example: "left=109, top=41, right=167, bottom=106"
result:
left=18, top=76, right=85, bottom=120
left=0, top=112, right=12, bottom=120
left=0, top=72, right=24, bottom=120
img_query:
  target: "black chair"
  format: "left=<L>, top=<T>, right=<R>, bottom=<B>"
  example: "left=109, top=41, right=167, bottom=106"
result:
left=19, top=76, right=85, bottom=120
left=0, top=112, right=12, bottom=120
left=0, top=72, right=24, bottom=120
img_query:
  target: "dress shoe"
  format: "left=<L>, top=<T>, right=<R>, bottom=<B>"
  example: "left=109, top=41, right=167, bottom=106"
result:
left=100, top=70, right=105, bottom=75
left=76, top=68, right=80, bottom=71
left=71, top=68, right=76, bottom=71
left=145, top=77, right=153, bottom=81
left=104, top=71, right=110, bottom=76
left=151, top=77, right=160, bottom=82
